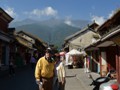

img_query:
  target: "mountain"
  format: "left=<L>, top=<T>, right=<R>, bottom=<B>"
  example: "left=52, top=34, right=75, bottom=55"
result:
left=10, top=19, right=89, bottom=48
left=10, top=19, right=38, bottom=27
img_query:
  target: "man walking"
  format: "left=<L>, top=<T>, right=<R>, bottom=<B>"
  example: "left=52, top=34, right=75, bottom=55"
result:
left=35, top=49, right=55, bottom=90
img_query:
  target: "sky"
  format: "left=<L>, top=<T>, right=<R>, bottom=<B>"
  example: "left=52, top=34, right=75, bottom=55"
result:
left=0, top=0, right=120, bottom=25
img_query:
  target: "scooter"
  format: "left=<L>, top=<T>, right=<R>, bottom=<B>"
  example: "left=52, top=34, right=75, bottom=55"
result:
left=89, top=70, right=116, bottom=90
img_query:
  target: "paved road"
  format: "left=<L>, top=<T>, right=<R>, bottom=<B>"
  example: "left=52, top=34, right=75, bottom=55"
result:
left=0, top=66, right=99, bottom=90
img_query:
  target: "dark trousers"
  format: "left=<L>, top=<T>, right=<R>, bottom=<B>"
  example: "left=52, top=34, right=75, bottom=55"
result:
left=53, top=77, right=65, bottom=90
left=53, top=77, right=59, bottom=90
left=59, top=82, right=65, bottom=90
left=40, top=77, right=53, bottom=90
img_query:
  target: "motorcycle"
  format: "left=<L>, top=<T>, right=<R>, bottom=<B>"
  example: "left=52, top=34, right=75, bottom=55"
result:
left=89, top=70, right=117, bottom=90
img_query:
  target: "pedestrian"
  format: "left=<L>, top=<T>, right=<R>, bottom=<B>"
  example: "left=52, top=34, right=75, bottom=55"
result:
left=30, top=52, right=37, bottom=69
left=53, top=53, right=66, bottom=90
left=35, top=48, right=55, bottom=90
left=9, top=56, right=15, bottom=77
left=84, top=55, right=90, bottom=73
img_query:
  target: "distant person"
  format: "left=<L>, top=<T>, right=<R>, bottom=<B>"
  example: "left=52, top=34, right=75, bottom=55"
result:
left=53, top=53, right=66, bottom=90
left=34, top=50, right=39, bottom=60
left=9, top=56, right=15, bottom=77
left=84, top=55, right=90, bottom=73
left=35, top=49, right=55, bottom=90
left=30, top=56, right=37, bottom=69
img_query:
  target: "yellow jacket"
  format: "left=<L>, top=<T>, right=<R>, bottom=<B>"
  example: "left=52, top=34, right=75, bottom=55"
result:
left=35, top=56, right=54, bottom=80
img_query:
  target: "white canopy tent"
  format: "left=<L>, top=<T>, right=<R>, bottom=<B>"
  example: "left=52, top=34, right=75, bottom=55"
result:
left=67, top=49, right=84, bottom=55
left=65, top=49, right=86, bottom=66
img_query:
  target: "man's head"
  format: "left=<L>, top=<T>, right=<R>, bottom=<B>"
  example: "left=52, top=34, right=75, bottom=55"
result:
left=45, top=49, right=52, bottom=59
left=45, top=49, right=55, bottom=63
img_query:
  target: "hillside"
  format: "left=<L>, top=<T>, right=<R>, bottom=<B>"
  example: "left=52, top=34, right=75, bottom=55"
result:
left=10, top=19, right=89, bottom=48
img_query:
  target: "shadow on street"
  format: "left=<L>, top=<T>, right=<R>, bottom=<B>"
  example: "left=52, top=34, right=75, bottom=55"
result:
left=0, top=66, right=38, bottom=90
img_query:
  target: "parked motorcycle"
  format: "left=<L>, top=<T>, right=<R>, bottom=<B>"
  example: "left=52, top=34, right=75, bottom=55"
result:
left=89, top=70, right=118, bottom=90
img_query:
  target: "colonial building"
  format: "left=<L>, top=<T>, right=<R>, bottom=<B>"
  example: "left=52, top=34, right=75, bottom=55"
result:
left=16, top=31, right=47, bottom=58
left=64, top=22, right=99, bottom=52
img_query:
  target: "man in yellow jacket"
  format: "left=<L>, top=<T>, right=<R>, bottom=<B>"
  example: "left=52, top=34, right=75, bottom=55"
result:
left=35, top=49, right=55, bottom=90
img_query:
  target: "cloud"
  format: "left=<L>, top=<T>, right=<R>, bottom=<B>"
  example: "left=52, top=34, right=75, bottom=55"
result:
left=24, top=7, right=57, bottom=18
left=90, top=10, right=116, bottom=25
left=64, top=19, right=72, bottom=26
left=91, top=15, right=105, bottom=25
left=64, top=16, right=73, bottom=26
left=108, top=10, right=115, bottom=18
left=4, top=7, right=18, bottom=18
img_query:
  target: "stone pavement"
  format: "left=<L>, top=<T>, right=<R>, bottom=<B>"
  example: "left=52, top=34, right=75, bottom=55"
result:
left=65, top=68, right=100, bottom=90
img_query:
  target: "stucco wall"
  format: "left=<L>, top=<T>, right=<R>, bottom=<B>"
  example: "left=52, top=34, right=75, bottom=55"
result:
left=69, top=30, right=96, bottom=50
